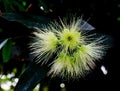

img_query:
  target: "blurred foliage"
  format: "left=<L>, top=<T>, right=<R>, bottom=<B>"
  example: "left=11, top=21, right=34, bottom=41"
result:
left=0, top=69, right=18, bottom=91
left=0, top=0, right=51, bottom=90
left=0, top=70, right=40, bottom=91
left=0, top=0, right=26, bottom=12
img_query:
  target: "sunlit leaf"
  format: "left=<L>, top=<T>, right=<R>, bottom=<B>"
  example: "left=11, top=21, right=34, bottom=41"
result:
left=0, top=39, right=8, bottom=49
left=2, top=38, right=13, bottom=63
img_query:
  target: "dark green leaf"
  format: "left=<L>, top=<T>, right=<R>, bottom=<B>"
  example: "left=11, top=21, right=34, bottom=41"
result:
left=2, top=38, right=13, bottom=63
left=15, top=63, right=48, bottom=91
left=1, top=13, right=50, bottom=29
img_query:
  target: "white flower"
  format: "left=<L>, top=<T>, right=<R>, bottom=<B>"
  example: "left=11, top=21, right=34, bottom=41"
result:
left=30, top=30, right=59, bottom=64
left=30, top=17, right=109, bottom=79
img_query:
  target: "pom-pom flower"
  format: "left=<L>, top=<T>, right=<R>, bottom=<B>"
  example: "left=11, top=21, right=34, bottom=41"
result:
left=30, top=31, right=59, bottom=64
left=29, top=17, right=108, bottom=79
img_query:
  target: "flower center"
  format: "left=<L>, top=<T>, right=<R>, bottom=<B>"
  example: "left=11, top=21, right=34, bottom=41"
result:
left=67, top=36, right=72, bottom=41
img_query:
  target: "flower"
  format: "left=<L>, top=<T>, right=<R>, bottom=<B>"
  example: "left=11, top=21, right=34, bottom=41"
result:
left=30, top=17, right=109, bottom=79
left=30, top=30, right=59, bottom=64
left=49, top=37, right=107, bottom=79
left=59, top=28, right=82, bottom=51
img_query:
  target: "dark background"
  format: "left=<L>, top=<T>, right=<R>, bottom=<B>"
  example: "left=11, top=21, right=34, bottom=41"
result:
left=0, top=0, right=119, bottom=90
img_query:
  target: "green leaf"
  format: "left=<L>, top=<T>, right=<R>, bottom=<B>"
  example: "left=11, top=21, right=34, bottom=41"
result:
left=14, top=63, right=48, bottom=91
left=2, top=38, right=13, bottom=63
left=1, top=13, right=50, bottom=29
left=0, top=39, right=8, bottom=49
